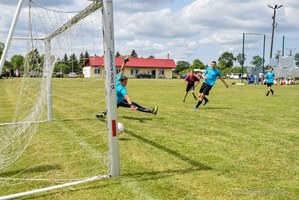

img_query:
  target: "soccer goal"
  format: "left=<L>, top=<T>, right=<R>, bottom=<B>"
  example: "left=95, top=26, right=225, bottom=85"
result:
left=0, top=0, right=119, bottom=199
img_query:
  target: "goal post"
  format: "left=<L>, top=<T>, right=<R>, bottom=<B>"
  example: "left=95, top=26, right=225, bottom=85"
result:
left=0, top=0, right=25, bottom=72
left=102, top=0, right=120, bottom=177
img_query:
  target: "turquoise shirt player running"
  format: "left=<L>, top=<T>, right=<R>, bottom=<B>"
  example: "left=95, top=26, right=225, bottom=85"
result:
left=265, top=68, right=275, bottom=96
left=194, top=61, right=228, bottom=110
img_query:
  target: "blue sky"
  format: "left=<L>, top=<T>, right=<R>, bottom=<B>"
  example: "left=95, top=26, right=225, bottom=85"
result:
left=0, top=0, right=298, bottom=66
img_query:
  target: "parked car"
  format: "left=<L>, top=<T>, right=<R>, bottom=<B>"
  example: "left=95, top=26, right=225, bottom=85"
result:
left=68, top=72, right=77, bottom=78
left=228, top=73, right=240, bottom=79
left=0, top=71, right=6, bottom=79
left=28, top=71, right=40, bottom=77
left=181, top=74, right=187, bottom=79
left=135, top=73, right=153, bottom=79
left=56, top=72, right=64, bottom=78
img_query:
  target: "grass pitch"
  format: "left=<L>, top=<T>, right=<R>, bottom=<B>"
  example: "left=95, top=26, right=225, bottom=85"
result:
left=0, top=77, right=299, bottom=199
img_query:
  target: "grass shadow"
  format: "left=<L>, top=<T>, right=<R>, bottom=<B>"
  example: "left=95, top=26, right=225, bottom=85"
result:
left=17, top=130, right=211, bottom=199
left=202, top=107, right=233, bottom=110
left=0, top=165, right=62, bottom=177
left=121, top=116, right=155, bottom=123
left=126, top=130, right=211, bottom=170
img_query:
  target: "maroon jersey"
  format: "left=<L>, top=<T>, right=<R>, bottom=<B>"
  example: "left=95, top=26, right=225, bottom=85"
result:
left=185, top=74, right=199, bottom=84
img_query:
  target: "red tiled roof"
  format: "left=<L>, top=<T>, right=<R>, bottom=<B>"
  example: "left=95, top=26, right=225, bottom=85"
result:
left=86, top=56, right=176, bottom=69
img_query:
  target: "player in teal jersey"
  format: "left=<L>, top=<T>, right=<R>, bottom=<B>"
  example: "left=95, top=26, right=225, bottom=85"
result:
left=265, top=68, right=275, bottom=96
left=96, top=56, right=158, bottom=118
left=194, top=61, right=228, bottom=110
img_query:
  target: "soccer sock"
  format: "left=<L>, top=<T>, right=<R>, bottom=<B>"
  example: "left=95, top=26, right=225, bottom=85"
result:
left=195, top=100, right=202, bottom=108
left=266, top=91, right=270, bottom=95
left=203, top=97, right=208, bottom=102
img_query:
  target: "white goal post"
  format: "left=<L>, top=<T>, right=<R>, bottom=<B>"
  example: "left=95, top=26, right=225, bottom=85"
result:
left=0, top=0, right=119, bottom=199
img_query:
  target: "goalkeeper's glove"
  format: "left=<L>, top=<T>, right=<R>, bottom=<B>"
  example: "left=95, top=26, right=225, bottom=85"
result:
left=124, top=57, right=130, bottom=64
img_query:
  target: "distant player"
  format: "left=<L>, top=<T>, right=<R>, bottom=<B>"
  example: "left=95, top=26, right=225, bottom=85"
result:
left=265, top=67, right=275, bottom=96
left=193, top=61, right=228, bottom=110
left=96, top=55, right=158, bottom=118
left=182, top=70, right=200, bottom=102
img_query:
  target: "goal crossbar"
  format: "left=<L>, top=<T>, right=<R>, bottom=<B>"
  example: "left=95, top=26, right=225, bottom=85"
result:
left=45, top=1, right=103, bottom=41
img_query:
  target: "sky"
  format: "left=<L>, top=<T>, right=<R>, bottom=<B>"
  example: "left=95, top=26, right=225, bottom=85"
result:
left=0, top=0, right=298, bottom=66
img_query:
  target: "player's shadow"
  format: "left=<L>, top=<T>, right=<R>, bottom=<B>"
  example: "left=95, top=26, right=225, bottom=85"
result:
left=0, top=164, right=62, bottom=177
left=203, top=106, right=233, bottom=110
left=125, top=130, right=211, bottom=171
left=121, top=116, right=155, bottom=123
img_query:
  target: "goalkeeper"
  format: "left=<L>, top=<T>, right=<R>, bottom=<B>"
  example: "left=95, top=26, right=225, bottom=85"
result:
left=96, top=55, right=158, bottom=118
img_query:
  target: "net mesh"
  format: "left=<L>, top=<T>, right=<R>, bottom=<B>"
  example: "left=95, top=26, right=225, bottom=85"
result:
left=0, top=1, right=108, bottom=196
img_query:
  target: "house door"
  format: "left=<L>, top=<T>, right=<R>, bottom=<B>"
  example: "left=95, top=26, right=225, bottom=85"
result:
left=151, top=70, right=156, bottom=78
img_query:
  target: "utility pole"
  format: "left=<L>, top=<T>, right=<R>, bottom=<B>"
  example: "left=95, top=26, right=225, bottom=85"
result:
left=268, top=4, right=283, bottom=59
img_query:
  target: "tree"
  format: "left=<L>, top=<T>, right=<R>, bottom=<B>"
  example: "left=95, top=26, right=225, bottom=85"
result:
left=148, top=55, right=155, bottom=59
left=0, top=41, right=4, bottom=58
left=4, top=60, right=12, bottom=69
left=175, top=60, right=190, bottom=74
left=79, top=52, right=84, bottom=67
left=84, top=51, right=89, bottom=60
left=11, top=54, right=25, bottom=71
left=218, top=52, right=235, bottom=69
left=130, top=50, right=138, bottom=58
left=191, top=59, right=205, bottom=69
left=235, top=53, right=246, bottom=67
left=295, top=53, right=299, bottom=67
left=116, top=51, right=121, bottom=57
left=69, top=53, right=79, bottom=73
left=250, top=55, right=264, bottom=68
left=63, top=53, right=69, bottom=66
left=54, top=61, right=70, bottom=73
left=26, top=48, right=42, bottom=70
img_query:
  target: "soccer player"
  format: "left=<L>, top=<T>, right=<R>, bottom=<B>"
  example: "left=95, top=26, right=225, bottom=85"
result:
left=193, top=61, right=228, bottom=110
left=265, top=67, right=275, bottom=96
left=182, top=70, right=200, bottom=102
left=96, top=55, right=158, bottom=118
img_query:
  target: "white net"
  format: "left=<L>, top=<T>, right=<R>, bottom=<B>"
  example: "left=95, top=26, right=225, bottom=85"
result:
left=276, top=55, right=299, bottom=77
left=243, top=34, right=265, bottom=68
left=0, top=0, right=109, bottom=197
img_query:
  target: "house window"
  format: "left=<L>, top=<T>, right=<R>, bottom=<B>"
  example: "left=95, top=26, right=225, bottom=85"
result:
left=159, top=69, right=165, bottom=75
left=131, top=69, right=138, bottom=75
left=94, top=68, right=101, bottom=74
left=116, top=68, right=120, bottom=74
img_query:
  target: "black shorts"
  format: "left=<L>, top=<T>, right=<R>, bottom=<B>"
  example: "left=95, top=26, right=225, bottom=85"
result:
left=199, top=83, right=212, bottom=95
left=267, top=82, right=273, bottom=87
left=186, top=83, right=195, bottom=92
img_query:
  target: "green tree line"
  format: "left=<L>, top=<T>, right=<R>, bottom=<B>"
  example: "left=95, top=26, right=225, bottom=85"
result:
left=1, top=42, right=299, bottom=77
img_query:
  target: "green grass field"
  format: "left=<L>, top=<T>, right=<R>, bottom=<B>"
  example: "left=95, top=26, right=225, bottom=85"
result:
left=0, top=77, right=299, bottom=199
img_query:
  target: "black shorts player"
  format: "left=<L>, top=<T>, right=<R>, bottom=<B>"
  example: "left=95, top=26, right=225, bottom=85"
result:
left=199, top=83, right=212, bottom=96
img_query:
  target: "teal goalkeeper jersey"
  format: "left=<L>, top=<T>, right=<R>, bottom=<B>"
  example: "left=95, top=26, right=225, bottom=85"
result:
left=116, top=74, right=127, bottom=104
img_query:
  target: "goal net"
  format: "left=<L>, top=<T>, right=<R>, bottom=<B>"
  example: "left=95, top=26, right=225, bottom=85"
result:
left=0, top=0, right=119, bottom=198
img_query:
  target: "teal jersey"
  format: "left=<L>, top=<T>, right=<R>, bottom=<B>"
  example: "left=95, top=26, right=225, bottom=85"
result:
left=204, top=67, right=221, bottom=86
left=266, top=72, right=275, bottom=83
left=116, top=74, right=127, bottom=104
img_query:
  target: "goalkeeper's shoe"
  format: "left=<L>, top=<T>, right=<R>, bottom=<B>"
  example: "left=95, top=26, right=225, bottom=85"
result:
left=96, top=112, right=106, bottom=118
left=152, top=106, right=158, bottom=115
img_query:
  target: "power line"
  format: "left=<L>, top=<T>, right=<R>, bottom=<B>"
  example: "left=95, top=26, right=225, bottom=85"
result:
left=277, top=15, right=299, bottom=32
